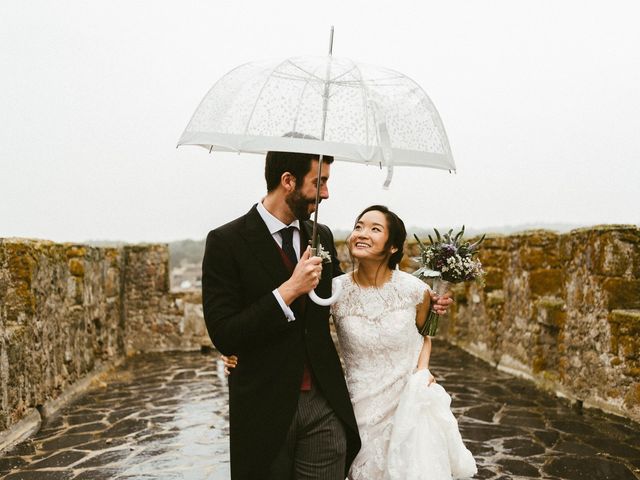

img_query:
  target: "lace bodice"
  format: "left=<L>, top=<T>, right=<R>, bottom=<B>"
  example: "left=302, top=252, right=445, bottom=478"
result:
left=331, top=270, right=429, bottom=479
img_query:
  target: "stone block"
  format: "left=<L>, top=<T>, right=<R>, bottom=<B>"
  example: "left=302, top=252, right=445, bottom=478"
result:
left=594, top=240, right=634, bottom=277
left=486, top=290, right=505, bottom=307
left=68, top=258, right=84, bottom=277
left=478, top=245, right=508, bottom=269
left=619, top=335, right=640, bottom=360
left=529, top=269, right=563, bottom=297
left=623, top=367, right=640, bottom=378
left=535, top=297, right=566, bottom=329
left=602, top=279, right=640, bottom=310
left=608, top=310, right=640, bottom=335
left=623, top=382, right=640, bottom=409
left=65, top=246, right=87, bottom=258
left=483, top=267, right=504, bottom=291
left=516, top=231, right=561, bottom=270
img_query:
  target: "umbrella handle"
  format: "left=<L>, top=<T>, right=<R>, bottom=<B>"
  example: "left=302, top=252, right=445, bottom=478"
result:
left=308, top=280, right=343, bottom=306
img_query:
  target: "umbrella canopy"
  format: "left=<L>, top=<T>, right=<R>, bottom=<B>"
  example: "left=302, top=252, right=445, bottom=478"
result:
left=177, top=55, right=455, bottom=181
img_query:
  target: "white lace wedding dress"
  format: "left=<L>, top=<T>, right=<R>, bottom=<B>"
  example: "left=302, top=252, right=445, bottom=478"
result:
left=331, top=270, right=476, bottom=480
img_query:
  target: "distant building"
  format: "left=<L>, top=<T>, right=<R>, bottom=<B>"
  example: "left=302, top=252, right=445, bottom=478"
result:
left=171, top=262, right=201, bottom=290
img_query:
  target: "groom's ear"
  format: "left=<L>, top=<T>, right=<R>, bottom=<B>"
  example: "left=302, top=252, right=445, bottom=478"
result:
left=281, top=172, right=296, bottom=192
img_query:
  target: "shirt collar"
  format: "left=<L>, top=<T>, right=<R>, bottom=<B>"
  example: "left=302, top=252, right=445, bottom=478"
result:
left=256, top=200, right=300, bottom=235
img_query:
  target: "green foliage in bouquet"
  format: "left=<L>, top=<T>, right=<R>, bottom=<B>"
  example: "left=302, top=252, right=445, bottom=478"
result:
left=413, top=226, right=486, bottom=285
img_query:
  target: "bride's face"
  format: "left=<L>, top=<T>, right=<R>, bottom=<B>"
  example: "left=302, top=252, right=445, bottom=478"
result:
left=349, top=210, right=391, bottom=261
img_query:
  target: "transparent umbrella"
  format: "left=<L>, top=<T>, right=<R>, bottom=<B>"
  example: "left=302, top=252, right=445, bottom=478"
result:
left=178, top=59, right=455, bottom=181
left=178, top=30, right=455, bottom=304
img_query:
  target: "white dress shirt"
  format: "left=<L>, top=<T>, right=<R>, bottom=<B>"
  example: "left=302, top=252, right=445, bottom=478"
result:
left=256, top=201, right=300, bottom=321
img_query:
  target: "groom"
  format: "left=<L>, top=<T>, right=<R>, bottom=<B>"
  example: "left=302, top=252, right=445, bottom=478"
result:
left=202, top=151, right=360, bottom=480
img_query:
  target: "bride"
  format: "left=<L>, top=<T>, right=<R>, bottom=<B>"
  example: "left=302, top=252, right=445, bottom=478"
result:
left=332, top=205, right=476, bottom=480
left=223, top=205, right=476, bottom=479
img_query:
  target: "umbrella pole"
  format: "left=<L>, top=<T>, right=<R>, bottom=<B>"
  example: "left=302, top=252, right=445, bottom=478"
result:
left=310, top=155, right=324, bottom=252
left=310, top=26, right=335, bottom=252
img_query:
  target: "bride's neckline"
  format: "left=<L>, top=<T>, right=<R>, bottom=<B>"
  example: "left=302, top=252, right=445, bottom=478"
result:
left=349, top=269, right=397, bottom=289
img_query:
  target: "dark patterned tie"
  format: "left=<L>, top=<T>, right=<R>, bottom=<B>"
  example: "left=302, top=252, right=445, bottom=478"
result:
left=280, top=227, right=298, bottom=266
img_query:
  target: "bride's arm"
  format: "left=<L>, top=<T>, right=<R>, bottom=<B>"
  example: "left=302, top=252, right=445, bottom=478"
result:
left=415, top=291, right=436, bottom=385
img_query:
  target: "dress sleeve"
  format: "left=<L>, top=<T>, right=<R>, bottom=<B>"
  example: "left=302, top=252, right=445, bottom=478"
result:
left=399, top=271, right=431, bottom=307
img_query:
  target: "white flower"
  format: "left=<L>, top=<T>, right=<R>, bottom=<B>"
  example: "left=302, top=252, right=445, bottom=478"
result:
left=316, top=243, right=332, bottom=263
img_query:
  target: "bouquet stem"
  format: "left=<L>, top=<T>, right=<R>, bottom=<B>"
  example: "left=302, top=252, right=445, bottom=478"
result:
left=421, top=278, right=451, bottom=336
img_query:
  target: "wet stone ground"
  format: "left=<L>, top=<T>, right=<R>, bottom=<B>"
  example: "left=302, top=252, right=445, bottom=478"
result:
left=1, top=342, right=640, bottom=480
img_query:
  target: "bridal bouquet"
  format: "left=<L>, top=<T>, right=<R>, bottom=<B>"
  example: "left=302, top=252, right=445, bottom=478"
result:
left=413, top=226, right=485, bottom=335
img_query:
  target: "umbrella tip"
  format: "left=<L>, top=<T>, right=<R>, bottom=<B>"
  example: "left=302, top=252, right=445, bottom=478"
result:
left=328, top=26, right=334, bottom=56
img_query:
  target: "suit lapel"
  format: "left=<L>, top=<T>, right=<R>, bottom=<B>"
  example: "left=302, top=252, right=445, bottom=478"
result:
left=240, top=205, right=291, bottom=287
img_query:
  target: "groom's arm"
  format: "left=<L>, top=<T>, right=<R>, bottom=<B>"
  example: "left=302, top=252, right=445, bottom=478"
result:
left=202, top=229, right=321, bottom=356
left=202, top=229, right=287, bottom=356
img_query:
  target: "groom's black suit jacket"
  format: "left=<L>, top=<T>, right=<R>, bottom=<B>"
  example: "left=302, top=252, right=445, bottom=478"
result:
left=202, top=205, right=360, bottom=480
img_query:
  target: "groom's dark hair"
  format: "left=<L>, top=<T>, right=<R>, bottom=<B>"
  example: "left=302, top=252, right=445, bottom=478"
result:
left=265, top=151, right=334, bottom=192
left=265, top=133, right=334, bottom=192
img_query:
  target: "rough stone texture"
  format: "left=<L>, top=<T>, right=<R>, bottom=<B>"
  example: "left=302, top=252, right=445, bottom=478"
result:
left=0, top=239, right=125, bottom=433
left=122, top=245, right=208, bottom=355
left=401, top=225, right=640, bottom=423
left=0, top=239, right=210, bottom=437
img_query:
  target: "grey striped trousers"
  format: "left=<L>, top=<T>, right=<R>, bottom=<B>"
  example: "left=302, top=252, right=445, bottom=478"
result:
left=267, top=383, right=347, bottom=480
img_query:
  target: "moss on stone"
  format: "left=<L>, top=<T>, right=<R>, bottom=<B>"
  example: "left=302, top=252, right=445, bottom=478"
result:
left=482, top=267, right=503, bottom=291
left=529, top=269, right=564, bottom=297
left=65, top=246, right=87, bottom=258
left=486, top=290, right=505, bottom=307
left=602, top=280, right=640, bottom=310
left=532, top=355, right=546, bottom=373
left=68, top=258, right=85, bottom=277
left=623, top=382, right=640, bottom=409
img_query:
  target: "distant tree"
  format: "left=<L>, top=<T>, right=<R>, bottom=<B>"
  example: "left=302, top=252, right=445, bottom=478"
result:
left=169, top=239, right=205, bottom=270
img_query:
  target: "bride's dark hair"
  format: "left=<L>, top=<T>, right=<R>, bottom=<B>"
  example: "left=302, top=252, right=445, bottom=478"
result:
left=354, top=205, right=407, bottom=269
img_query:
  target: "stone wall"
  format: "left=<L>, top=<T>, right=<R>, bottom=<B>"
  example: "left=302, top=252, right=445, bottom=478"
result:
left=0, top=239, right=209, bottom=439
left=122, top=245, right=207, bottom=354
left=396, top=225, right=639, bottom=422
left=2, top=226, right=638, bottom=438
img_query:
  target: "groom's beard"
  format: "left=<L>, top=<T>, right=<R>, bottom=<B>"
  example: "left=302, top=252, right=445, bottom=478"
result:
left=286, top=189, right=318, bottom=221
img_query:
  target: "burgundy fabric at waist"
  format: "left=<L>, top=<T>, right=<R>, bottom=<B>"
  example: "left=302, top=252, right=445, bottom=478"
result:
left=275, top=240, right=312, bottom=392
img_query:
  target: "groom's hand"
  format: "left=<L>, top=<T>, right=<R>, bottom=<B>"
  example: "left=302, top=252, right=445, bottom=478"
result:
left=278, top=247, right=323, bottom=304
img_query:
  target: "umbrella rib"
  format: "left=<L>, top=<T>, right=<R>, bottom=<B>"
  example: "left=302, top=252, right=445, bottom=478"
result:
left=286, top=59, right=327, bottom=84
left=352, top=62, right=375, bottom=156
left=243, top=59, right=292, bottom=136
left=291, top=73, right=314, bottom=135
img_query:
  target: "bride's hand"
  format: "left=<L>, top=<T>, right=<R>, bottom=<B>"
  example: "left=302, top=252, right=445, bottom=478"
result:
left=221, top=355, right=238, bottom=375
left=430, top=291, right=453, bottom=315
left=417, top=367, right=436, bottom=386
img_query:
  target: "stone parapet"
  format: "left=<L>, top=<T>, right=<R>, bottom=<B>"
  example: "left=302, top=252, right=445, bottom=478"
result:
left=0, top=239, right=210, bottom=442
left=0, top=239, right=125, bottom=433
left=400, top=225, right=640, bottom=422
left=2, top=226, right=638, bottom=442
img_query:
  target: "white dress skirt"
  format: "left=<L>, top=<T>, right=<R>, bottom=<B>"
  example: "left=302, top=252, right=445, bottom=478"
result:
left=331, top=271, right=477, bottom=480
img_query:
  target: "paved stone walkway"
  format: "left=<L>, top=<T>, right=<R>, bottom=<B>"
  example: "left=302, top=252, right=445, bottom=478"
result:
left=1, top=342, right=640, bottom=480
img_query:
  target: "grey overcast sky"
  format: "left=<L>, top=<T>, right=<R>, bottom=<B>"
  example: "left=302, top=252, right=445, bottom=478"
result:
left=1, top=0, right=639, bottom=243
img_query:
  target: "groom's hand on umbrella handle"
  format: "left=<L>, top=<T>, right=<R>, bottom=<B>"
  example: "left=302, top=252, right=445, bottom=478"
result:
left=430, top=292, right=453, bottom=315
left=278, top=247, right=322, bottom=303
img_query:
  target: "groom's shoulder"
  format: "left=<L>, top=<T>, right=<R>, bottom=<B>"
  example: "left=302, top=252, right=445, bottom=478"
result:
left=206, top=206, right=256, bottom=241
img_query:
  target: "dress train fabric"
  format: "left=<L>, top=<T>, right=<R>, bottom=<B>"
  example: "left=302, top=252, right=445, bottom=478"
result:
left=386, top=369, right=477, bottom=479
